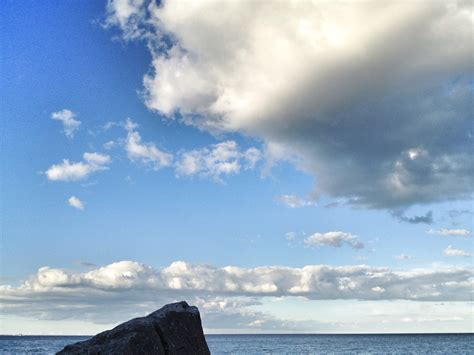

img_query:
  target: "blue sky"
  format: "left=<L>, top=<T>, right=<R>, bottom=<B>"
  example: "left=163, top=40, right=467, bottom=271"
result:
left=1, top=0, right=472, bottom=334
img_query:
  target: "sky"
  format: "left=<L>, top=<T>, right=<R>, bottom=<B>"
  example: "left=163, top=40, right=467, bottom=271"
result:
left=1, top=0, right=473, bottom=335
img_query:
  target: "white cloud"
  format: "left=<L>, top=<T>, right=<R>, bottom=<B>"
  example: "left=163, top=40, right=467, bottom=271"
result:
left=276, top=194, right=315, bottom=208
left=175, top=140, right=260, bottom=182
left=102, top=118, right=260, bottom=180
left=68, top=196, right=85, bottom=210
left=104, top=0, right=146, bottom=40
left=51, top=109, right=81, bottom=138
left=371, top=286, right=385, bottom=294
left=124, top=118, right=173, bottom=170
left=45, top=152, right=111, bottom=181
left=428, top=228, right=470, bottom=237
left=1, top=261, right=472, bottom=318
left=305, top=231, right=364, bottom=249
left=107, top=0, right=473, bottom=210
left=1, top=260, right=472, bottom=332
left=443, top=245, right=471, bottom=258
left=83, top=152, right=110, bottom=165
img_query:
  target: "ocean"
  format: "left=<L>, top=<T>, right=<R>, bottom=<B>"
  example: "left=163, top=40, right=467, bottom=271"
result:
left=0, top=334, right=472, bottom=354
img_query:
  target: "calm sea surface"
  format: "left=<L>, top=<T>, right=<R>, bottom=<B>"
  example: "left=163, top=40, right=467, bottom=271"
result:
left=0, top=334, right=472, bottom=354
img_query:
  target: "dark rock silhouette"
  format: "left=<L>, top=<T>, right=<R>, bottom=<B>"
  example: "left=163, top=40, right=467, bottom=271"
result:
left=57, top=301, right=210, bottom=355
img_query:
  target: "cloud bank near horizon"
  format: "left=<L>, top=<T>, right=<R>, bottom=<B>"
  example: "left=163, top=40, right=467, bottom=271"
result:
left=2, top=260, right=472, bottom=325
left=105, top=0, right=473, bottom=211
left=1, top=260, right=472, bottom=332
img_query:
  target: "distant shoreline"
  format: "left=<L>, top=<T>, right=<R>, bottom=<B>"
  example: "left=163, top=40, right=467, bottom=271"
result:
left=1, top=333, right=473, bottom=337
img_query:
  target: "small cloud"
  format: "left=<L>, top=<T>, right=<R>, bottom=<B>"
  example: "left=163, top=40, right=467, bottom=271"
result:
left=175, top=140, right=260, bottom=182
left=443, top=245, right=471, bottom=258
left=68, top=196, right=85, bottom=210
left=248, top=319, right=266, bottom=327
left=392, top=210, right=433, bottom=225
left=45, top=152, right=111, bottom=182
left=304, top=231, right=364, bottom=249
left=276, top=194, right=316, bottom=208
left=124, top=118, right=173, bottom=170
left=427, top=228, right=470, bottom=237
left=51, top=109, right=81, bottom=138
left=371, top=286, right=385, bottom=293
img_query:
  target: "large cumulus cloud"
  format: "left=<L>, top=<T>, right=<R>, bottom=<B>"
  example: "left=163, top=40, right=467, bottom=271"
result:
left=106, top=0, right=473, bottom=210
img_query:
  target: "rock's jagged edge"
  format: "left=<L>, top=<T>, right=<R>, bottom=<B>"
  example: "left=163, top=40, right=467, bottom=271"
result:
left=57, top=301, right=210, bottom=355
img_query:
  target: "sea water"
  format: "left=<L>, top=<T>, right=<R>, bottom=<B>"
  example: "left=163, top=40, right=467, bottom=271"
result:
left=0, top=333, right=472, bottom=354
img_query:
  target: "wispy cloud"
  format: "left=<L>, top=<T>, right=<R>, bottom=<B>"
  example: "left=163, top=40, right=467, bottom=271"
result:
left=428, top=229, right=470, bottom=237
left=103, top=140, right=116, bottom=150
left=443, top=246, right=471, bottom=258
left=124, top=118, right=173, bottom=170
left=51, top=109, right=81, bottom=138
left=276, top=194, right=316, bottom=209
left=175, top=140, right=260, bottom=182
left=447, top=209, right=472, bottom=219
left=102, top=121, right=120, bottom=131
left=45, top=152, right=111, bottom=181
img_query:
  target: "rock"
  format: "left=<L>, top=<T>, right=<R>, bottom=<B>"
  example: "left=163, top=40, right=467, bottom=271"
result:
left=57, top=301, right=210, bottom=355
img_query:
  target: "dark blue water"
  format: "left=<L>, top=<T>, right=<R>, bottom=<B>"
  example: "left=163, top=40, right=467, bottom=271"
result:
left=0, top=334, right=472, bottom=354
